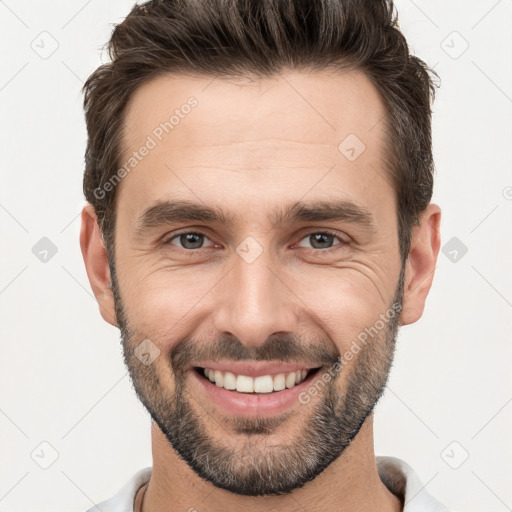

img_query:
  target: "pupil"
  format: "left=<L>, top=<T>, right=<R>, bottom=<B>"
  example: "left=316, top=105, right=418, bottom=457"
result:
left=311, top=233, right=332, bottom=249
left=182, top=233, right=203, bottom=249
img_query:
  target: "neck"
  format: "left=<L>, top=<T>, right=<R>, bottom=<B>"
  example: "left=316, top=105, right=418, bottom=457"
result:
left=141, top=416, right=402, bottom=512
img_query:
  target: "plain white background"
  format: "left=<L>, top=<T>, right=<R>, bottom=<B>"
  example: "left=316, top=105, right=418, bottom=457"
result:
left=1, top=1, right=511, bottom=511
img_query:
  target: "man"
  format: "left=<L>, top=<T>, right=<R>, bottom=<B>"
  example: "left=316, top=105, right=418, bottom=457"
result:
left=80, top=0, right=448, bottom=510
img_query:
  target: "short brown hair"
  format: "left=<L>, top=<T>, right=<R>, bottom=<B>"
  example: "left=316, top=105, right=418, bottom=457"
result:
left=82, top=0, right=438, bottom=264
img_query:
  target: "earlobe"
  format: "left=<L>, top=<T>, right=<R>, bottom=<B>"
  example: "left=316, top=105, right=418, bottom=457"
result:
left=79, top=203, right=118, bottom=327
left=399, top=203, right=442, bottom=326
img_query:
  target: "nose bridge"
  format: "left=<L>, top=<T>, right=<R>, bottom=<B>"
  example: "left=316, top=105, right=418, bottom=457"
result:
left=213, top=241, right=298, bottom=347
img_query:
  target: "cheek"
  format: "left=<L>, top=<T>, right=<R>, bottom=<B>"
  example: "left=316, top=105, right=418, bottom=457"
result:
left=293, top=266, right=393, bottom=352
left=119, top=267, right=219, bottom=340
left=117, top=249, right=398, bottom=356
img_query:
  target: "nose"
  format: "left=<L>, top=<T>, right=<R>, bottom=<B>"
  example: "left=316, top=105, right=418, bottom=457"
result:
left=212, top=245, right=300, bottom=348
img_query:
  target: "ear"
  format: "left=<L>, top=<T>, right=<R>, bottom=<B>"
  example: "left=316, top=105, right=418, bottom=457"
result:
left=399, top=203, right=441, bottom=326
left=79, top=203, right=118, bottom=327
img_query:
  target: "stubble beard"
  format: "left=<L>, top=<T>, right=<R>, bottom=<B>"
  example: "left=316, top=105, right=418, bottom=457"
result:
left=110, top=262, right=404, bottom=496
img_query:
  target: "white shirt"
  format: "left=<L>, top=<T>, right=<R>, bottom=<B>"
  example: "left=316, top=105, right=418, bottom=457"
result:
left=85, top=456, right=451, bottom=512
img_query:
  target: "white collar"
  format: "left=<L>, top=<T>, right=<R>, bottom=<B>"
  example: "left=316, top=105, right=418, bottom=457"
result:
left=377, top=456, right=450, bottom=511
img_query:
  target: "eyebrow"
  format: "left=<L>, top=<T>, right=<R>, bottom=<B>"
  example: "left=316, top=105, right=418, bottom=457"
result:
left=134, top=198, right=377, bottom=236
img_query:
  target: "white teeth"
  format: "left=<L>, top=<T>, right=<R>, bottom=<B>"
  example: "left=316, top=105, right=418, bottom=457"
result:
left=223, top=371, right=237, bottom=390
left=236, top=375, right=254, bottom=392
left=214, top=370, right=224, bottom=387
left=273, top=373, right=286, bottom=391
left=204, top=367, right=311, bottom=393
left=254, top=375, right=274, bottom=393
left=285, top=372, right=296, bottom=388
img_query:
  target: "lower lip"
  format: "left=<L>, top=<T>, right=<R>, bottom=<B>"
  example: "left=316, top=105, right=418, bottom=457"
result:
left=189, top=368, right=320, bottom=418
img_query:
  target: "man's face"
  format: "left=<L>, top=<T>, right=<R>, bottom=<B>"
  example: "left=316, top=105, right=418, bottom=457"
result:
left=109, top=70, right=405, bottom=495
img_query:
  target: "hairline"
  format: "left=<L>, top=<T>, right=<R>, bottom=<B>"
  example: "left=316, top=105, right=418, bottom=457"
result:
left=104, top=67, right=409, bottom=268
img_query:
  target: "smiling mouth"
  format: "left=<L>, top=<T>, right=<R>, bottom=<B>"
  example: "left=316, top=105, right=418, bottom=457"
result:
left=193, top=366, right=322, bottom=394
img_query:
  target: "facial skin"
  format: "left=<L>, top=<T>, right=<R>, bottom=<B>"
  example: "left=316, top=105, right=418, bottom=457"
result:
left=81, top=69, right=441, bottom=512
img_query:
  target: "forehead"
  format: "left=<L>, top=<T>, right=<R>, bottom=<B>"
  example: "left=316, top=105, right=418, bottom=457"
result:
left=117, top=69, right=393, bottom=224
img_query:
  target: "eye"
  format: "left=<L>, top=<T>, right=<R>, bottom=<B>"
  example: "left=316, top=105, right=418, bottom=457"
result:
left=164, top=231, right=215, bottom=250
left=162, top=230, right=348, bottom=253
left=296, top=231, right=347, bottom=251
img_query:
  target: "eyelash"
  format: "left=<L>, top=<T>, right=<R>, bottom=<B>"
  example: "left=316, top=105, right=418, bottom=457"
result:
left=162, top=229, right=349, bottom=254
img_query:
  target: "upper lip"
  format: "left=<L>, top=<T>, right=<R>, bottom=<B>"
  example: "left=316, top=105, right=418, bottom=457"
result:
left=191, top=361, right=322, bottom=378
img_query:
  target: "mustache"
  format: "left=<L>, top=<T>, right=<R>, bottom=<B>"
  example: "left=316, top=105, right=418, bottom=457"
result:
left=169, top=332, right=340, bottom=375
